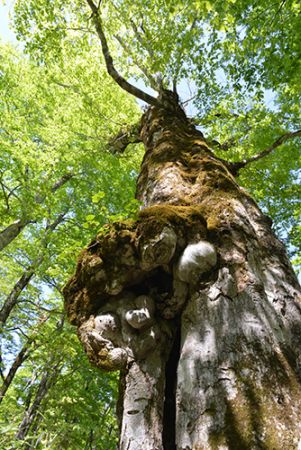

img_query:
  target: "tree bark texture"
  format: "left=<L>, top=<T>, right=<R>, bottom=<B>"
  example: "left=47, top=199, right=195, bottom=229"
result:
left=64, top=91, right=301, bottom=449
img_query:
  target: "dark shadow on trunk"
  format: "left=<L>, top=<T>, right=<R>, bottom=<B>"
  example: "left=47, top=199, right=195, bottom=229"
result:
left=163, top=324, right=181, bottom=450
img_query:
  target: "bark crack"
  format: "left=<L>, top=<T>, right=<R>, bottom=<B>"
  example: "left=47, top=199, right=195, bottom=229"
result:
left=162, top=325, right=181, bottom=450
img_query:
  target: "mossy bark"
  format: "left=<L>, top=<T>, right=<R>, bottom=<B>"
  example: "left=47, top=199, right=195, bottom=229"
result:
left=64, top=91, right=301, bottom=449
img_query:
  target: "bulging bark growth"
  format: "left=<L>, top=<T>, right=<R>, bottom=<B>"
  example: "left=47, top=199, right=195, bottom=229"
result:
left=64, top=91, right=301, bottom=449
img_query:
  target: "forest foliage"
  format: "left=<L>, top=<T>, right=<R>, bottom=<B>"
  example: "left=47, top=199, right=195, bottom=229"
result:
left=0, top=0, right=300, bottom=448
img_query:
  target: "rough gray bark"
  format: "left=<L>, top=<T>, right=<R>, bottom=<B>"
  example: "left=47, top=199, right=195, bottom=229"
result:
left=64, top=91, right=301, bottom=449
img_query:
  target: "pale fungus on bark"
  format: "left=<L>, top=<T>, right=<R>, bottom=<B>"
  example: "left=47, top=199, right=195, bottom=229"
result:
left=125, top=295, right=155, bottom=329
left=177, top=240, right=217, bottom=284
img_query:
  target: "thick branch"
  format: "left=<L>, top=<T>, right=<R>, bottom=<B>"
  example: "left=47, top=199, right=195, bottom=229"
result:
left=108, top=122, right=142, bottom=154
left=230, top=129, right=301, bottom=175
left=86, top=0, right=159, bottom=106
left=0, top=267, right=36, bottom=327
left=51, top=173, right=74, bottom=192
left=35, top=172, right=75, bottom=202
left=0, top=219, right=32, bottom=252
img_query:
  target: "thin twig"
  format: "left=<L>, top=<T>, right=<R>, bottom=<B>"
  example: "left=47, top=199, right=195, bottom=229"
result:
left=130, top=19, right=154, bottom=59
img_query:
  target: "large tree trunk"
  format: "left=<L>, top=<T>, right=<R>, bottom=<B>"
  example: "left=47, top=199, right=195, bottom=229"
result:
left=64, top=91, right=301, bottom=449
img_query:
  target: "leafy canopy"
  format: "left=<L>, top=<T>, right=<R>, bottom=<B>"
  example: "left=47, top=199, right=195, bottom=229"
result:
left=14, top=0, right=298, bottom=258
left=0, top=0, right=300, bottom=446
left=0, top=37, right=141, bottom=448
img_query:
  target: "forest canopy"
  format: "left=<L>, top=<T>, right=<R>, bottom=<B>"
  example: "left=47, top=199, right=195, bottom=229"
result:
left=0, top=0, right=300, bottom=448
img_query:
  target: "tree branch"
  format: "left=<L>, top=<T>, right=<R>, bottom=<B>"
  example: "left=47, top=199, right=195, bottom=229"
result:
left=114, top=34, right=159, bottom=90
left=0, top=219, right=32, bottom=252
left=86, top=0, right=159, bottom=106
left=34, top=173, right=75, bottom=203
left=0, top=175, right=21, bottom=212
left=129, top=19, right=155, bottom=60
left=52, top=79, right=125, bottom=127
left=0, top=337, right=34, bottom=404
left=172, top=18, right=198, bottom=91
left=208, top=138, right=236, bottom=151
left=51, top=173, right=74, bottom=192
left=107, top=122, right=142, bottom=154
left=229, top=129, right=301, bottom=175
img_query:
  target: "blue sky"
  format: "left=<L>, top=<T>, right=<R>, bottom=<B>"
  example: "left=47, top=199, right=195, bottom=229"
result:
left=0, top=2, right=17, bottom=43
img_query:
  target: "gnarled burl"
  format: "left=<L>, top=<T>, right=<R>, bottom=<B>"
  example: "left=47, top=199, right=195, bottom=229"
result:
left=64, top=91, right=301, bottom=450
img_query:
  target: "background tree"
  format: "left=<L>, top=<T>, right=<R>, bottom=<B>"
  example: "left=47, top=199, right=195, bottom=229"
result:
left=0, top=38, right=141, bottom=448
left=1, top=0, right=301, bottom=448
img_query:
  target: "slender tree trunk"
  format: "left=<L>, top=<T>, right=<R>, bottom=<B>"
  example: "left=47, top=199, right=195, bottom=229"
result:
left=0, top=214, right=66, bottom=326
left=15, top=317, right=64, bottom=445
left=15, top=361, right=61, bottom=441
left=0, top=219, right=30, bottom=252
left=0, top=267, right=36, bottom=326
left=0, top=338, right=33, bottom=404
left=0, top=173, right=73, bottom=252
left=25, top=415, right=44, bottom=450
left=64, top=92, right=301, bottom=449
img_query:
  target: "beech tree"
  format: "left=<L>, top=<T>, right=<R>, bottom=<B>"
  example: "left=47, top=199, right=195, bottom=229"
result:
left=5, top=0, right=301, bottom=448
